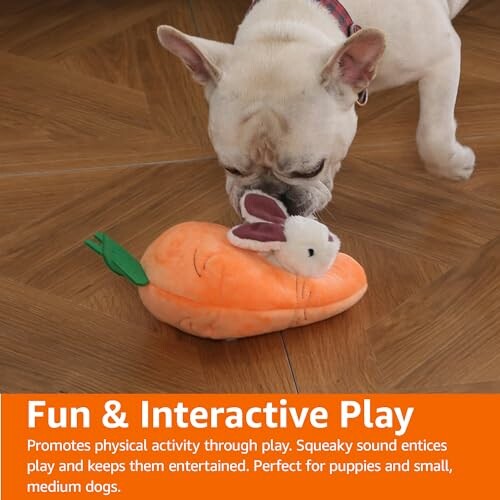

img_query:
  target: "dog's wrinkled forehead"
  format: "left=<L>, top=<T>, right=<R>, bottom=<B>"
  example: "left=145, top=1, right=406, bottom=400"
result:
left=210, top=92, right=345, bottom=170
left=208, top=44, right=343, bottom=164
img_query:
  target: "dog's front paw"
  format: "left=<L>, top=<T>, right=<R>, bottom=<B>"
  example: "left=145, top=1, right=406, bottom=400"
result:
left=424, top=143, right=476, bottom=181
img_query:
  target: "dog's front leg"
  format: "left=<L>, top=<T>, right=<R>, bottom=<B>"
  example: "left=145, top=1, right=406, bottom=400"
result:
left=416, top=34, right=475, bottom=180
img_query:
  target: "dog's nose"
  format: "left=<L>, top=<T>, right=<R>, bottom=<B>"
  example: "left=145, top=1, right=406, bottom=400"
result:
left=253, top=176, right=287, bottom=199
left=280, top=188, right=313, bottom=216
left=279, top=192, right=303, bottom=216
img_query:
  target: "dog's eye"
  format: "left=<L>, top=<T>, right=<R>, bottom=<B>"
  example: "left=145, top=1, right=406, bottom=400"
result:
left=291, top=159, right=326, bottom=179
left=224, top=167, right=244, bottom=176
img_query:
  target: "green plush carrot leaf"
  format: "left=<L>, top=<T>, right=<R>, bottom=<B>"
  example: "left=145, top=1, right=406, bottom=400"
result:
left=85, top=232, right=149, bottom=287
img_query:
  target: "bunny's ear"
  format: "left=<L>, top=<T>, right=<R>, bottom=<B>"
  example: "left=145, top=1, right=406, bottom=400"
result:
left=228, top=222, right=286, bottom=252
left=240, top=190, right=289, bottom=224
left=328, top=232, right=342, bottom=252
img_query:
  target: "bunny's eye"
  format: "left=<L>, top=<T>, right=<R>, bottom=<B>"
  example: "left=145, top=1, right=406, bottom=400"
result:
left=308, top=248, right=315, bottom=257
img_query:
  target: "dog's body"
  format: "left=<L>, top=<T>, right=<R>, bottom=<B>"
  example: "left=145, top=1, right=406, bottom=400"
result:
left=158, top=0, right=473, bottom=216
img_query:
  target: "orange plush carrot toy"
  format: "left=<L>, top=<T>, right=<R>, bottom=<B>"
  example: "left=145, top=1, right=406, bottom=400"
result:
left=85, top=191, right=367, bottom=339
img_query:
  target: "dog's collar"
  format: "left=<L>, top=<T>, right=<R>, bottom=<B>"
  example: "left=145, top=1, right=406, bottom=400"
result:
left=247, top=0, right=368, bottom=106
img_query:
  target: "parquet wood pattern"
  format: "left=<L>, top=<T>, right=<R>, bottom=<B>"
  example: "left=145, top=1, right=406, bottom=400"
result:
left=0, top=0, right=498, bottom=393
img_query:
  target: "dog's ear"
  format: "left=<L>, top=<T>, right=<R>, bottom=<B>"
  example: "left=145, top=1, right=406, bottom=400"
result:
left=157, top=25, right=232, bottom=86
left=228, top=223, right=286, bottom=252
left=240, top=191, right=289, bottom=224
left=321, top=28, right=386, bottom=94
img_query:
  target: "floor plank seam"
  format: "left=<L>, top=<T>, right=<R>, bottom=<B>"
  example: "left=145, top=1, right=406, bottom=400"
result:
left=366, top=236, right=500, bottom=341
left=188, top=0, right=202, bottom=37
left=349, top=154, right=500, bottom=211
left=1, top=0, right=498, bottom=392
left=279, top=332, right=300, bottom=394
left=0, top=155, right=218, bottom=179
left=358, top=94, right=418, bottom=130
left=358, top=92, right=417, bottom=126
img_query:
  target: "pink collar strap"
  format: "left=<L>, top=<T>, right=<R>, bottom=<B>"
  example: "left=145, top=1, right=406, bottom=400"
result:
left=247, top=0, right=368, bottom=106
left=248, top=0, right=361, bottom=37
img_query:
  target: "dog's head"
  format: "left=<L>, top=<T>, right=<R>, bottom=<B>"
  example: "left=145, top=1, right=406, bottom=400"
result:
left=157, top=25, right=385, bottom=216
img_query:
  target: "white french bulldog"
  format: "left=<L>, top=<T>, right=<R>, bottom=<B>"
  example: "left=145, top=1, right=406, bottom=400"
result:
left=157, top=0, right=474, bottom=216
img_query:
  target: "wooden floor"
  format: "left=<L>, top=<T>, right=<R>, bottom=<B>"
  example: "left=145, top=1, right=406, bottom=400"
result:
left=1, top=0, right=499, bottom=393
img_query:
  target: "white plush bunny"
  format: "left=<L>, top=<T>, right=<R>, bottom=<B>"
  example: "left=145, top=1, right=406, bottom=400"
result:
left=227, top=190, right=340, bottom=278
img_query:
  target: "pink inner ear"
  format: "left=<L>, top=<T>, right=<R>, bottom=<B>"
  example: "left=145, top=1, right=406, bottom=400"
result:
left=232, top=222, right=286, bottom=243
left=172, top=38, right=212, bottom=82
left=338, top=32, right=384, bottom=88
left=321, top=29, right=385, bottom=92
left=339, top=51, right=373, bottom=87
left=158, top=29, right=216, bottom=84
left=244, top=193, right=288, bottom=223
